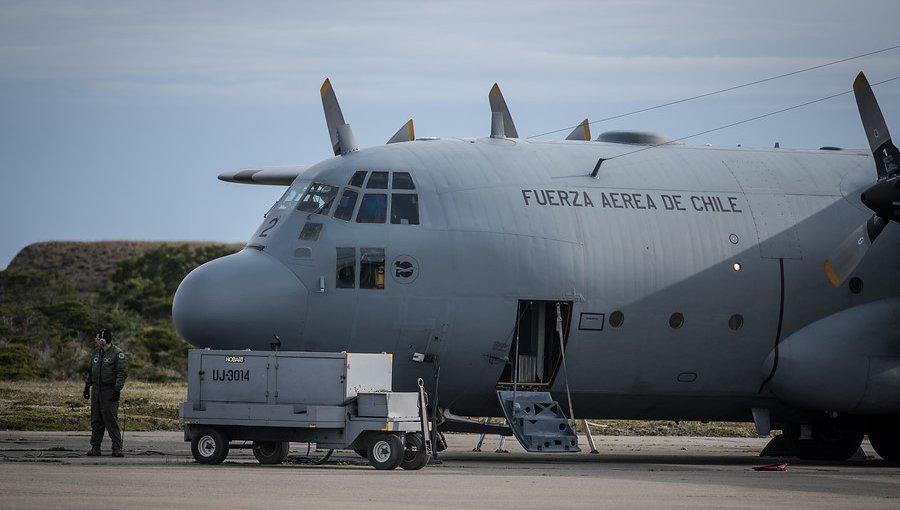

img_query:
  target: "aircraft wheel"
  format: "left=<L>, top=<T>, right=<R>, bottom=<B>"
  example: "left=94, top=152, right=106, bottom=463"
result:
left=367, top=433, right=404, bottom=470
left=868, top=433, right=900, bottom=460
left=400, top=433, right=429, bottom=470
left=191, top=427, right=229, bottom=465
left=252, top=441, right=290, bottom=464
left=783, top=424, right=863, bottom=461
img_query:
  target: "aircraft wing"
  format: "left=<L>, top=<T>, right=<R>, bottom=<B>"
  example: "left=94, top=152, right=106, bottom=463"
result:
left=218, top=166, right=309, bottom=186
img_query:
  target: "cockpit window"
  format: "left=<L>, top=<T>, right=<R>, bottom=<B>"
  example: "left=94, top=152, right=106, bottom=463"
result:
left=349, top=171, right=367, bottom=187
left=266, top=180, right=310, bottom=217
left=356, top=193, right=387, bottom=223
left=333, top=189, right=359, bottom=221
left=336, top=247, right=355, bottom=288
left=297, top=182, right=338, bottom=215
left=366, top=171, right=389, bottom=189
left=299, top=222, right=323, bottom=241
left=390, top=194, right=419, bottom=225
left=360, top=248, right=385, bottom=289
left=392, top=172, right=415, bottom=190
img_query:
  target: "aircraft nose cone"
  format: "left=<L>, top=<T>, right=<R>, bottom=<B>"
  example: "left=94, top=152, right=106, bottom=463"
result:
left=173, top=249, right=307, bottom=349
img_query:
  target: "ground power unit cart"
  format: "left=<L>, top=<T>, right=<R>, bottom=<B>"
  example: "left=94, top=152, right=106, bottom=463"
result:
left=179, top=349, right=430, bottom=470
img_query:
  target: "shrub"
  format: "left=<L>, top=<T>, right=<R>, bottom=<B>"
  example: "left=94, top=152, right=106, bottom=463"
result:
left=0, top=344, right=40, bottom=380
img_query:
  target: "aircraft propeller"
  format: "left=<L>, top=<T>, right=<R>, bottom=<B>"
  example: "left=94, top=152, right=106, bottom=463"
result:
left=824, top=72, right=900, bottom=286
left=566, top=119, right=591, bottom=141
left=320, top=78, right=416, bottom=155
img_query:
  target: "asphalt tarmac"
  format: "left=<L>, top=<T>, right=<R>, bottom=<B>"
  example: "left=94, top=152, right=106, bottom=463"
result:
left=2, top=431, right=899, bottom=509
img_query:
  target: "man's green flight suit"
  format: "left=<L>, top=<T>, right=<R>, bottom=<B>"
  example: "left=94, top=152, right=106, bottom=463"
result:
left=84, top=344, right=129, bottom=454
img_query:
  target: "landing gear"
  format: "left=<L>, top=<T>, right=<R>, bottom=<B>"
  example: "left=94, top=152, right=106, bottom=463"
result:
left=868, top=433, right=900, bottom=461
left=252, top=441, right=290, bottom=464
left=783, top=424, right=863, bottom=461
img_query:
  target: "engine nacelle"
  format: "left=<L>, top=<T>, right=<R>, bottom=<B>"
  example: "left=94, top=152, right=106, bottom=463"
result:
left=763, top=298, right=900, bottom=415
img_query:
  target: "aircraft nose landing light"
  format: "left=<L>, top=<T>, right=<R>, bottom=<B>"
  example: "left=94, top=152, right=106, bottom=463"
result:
left=172, top=249, right=308, bottom=350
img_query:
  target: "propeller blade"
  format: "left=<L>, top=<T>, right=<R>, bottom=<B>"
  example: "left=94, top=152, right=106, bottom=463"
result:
left=387, top=119, right=415, bottom=144
left=853, top=72, right=900, bottom=180
left=566, top=119, right=591, bottom=141
left=824, top=215, right=887, bottom=286
left=320, top=78, right=358, bottom=156
left=488, top=83, right=518, bottom=138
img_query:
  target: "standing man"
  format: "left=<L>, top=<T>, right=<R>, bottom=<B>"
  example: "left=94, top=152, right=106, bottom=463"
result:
left=83, top=328, right=129, bottom=457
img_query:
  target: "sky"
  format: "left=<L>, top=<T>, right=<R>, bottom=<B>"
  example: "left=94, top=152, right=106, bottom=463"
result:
left=2, top=0, right=900, bottom=269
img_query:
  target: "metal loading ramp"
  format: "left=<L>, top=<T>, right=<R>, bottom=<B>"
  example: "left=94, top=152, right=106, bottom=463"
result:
left=497, top=390, right=580, bottom=452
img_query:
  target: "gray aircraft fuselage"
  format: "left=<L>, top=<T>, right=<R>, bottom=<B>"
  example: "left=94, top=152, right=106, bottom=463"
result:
left=173, top=136, right=900, bottom=426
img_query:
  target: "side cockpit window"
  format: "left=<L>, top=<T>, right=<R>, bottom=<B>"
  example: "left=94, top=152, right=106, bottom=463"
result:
left=360, top=248, right=385, bottom=289
left=298, top=183, right=338, bottom=215
left=335, top=247, right=385, bottom=290
left=336, top=247, right=355, bottom=288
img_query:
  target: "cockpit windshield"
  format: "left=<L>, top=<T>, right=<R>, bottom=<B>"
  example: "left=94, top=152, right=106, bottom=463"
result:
left=298, top=182, right=339, bottom=215
left=272, top=180, right=310, bottom=212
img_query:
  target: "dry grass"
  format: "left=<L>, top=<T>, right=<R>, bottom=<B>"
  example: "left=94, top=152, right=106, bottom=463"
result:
left=580, top=419, right=757, bottom=437
left=0, top=380, right=186, bottom=431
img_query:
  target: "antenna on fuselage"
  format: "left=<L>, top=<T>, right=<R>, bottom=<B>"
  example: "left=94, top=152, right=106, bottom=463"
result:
left=320, top=78, right=359, bottom=156
left=590, top=158, right=605, bottom=178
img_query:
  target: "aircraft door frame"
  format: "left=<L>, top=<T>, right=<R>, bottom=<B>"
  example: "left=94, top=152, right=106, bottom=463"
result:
left=498, top=300, right=573, bottom=387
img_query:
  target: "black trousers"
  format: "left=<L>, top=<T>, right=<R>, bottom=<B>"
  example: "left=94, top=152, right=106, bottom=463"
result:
left=90, top=388, right=122, bottom=450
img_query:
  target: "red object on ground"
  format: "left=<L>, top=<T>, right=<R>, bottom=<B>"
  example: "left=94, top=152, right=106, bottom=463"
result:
left=752, top=463, right=789, bottom=471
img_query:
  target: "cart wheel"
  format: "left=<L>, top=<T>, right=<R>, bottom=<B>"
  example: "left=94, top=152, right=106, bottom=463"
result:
left=400, top=432, right=429, bottom=470
left=191, top=427, right=229, bottom=465
left=367, top=433, right=403, bottom=470
left=252, top=441, right=290, bottom=464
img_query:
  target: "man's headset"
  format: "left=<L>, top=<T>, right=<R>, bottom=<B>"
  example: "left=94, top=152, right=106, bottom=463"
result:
left=96, top=329, right=111, bottom=346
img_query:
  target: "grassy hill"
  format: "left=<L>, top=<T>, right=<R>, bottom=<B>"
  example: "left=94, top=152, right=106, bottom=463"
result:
left=1, top=240, right=242, bottom=381
left=8, top=241, right=242, bottom=293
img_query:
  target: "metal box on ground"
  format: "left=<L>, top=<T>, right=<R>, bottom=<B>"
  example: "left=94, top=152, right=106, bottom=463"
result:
left=357, top=392, right=420, bottom=419
left=179, top=349, right=429, bottom=471
left=184, top=350, right=392, bottom=409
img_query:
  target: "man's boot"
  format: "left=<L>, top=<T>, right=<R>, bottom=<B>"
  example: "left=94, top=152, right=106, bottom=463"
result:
left=86, top=448, right=101, bottom=456
left=112, top=449, right=124, bottom=457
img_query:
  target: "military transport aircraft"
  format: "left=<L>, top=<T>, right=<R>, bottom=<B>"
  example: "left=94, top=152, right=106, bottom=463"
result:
left=173, top=73, right=900, bottom=461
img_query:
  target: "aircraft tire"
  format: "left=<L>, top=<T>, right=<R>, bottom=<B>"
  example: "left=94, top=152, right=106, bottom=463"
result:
left=367, top=433, right=404, bottom=470
left=783, top=424, right=863, bottom=461
left=252, top=441, right=290, bottom=464
left=868, top=433, right=900, bottom=461
left=191, top=427, right=229, bottom=465
left=400, top=432, right=429, bottom=470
